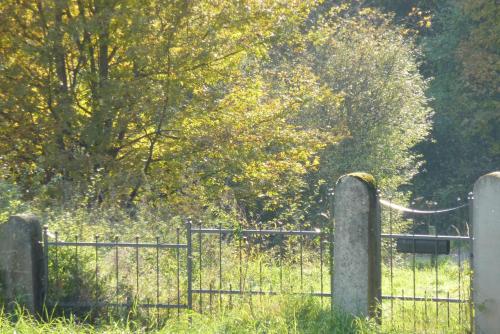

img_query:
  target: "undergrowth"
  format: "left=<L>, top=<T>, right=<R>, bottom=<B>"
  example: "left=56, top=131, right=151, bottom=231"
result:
left=1, top=297, right=378, bottom=334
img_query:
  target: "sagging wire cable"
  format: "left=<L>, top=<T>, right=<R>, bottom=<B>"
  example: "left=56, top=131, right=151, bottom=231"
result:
left=379, top=199, right=468, bottom=214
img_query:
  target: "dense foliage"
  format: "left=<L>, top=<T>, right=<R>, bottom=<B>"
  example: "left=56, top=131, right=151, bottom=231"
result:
left=412, top=0, right=499, bottom=209
left=370, top=0, right=499, bottom=209
left=4, top=0, right=496, bottom=227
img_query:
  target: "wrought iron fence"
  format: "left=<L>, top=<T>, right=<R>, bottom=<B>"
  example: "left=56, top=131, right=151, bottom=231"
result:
left=379, top=197, right=473, bottom=332
left=42, top=199, right=473, bottom=330
left=42, top=221, right=333, bottom=318
left=189, top=223, right=332, bottom=313
left=43, top=225, right=190, bottom=320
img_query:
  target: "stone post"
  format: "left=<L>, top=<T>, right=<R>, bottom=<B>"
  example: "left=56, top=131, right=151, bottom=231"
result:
left=473, top=172, right=500, bottom=334
left=333, top=173, right=381, bottom=319
left=0, top=214, right=44, bottom=314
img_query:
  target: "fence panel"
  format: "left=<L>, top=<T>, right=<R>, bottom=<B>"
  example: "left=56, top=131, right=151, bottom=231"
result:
left=43, top=225, right=190, bottom=324
left=42, top=222, right=333, bottom=318
left=189, top=223, right=332, bottom=313
left=379, top=197, right=473, bottom=333
left=42, top=198, right=474, bottom=331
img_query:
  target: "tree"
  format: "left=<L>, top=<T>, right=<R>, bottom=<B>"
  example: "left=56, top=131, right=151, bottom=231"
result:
left=294, top=7, right=432, bottom=225
left=0, top=0, right=322, bottom=212
left=1, top=2, right=435, bottom=227
left=411, top=0, right=499, bottom=211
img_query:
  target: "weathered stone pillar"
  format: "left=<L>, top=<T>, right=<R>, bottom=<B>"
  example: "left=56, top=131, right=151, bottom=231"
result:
left=333, top=173, right=381, bottom=319
left=473, top=172, right=500, bottom=334
left=0, top=214, right=44, bottom=314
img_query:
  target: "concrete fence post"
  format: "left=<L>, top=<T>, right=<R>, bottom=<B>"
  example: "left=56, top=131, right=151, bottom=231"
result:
left=473, top=172, right=500, bottom=334
left=0, top=214, right=44, bottom=314
left=333, top=173, right=381, bottom=319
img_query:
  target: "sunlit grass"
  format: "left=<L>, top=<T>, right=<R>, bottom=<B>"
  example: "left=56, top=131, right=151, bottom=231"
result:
left=1, top=297, right=378, bottom=334
left=31, top=220, right=473, bottom=334
left=381, top=259, right=472, bottom=333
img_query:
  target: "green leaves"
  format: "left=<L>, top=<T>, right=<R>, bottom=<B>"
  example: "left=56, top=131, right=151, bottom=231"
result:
left=0, top=1, right=434, bottom=226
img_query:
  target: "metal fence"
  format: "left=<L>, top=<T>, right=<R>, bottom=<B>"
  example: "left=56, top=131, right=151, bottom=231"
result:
left=379, top=197, right=473, bottom=332
left=42, top=222, right=333, bottom=318
left=43, top=226, right=190, bottom=319
left=189, top=224, right=332, bottom=313
left=42, top=199, right=473, bottom=329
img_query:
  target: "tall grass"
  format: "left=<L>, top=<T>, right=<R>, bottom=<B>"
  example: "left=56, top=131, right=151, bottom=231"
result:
left=40, top=221, right=472, bottom=333
left=1, top=208, right=470, bottom=333
left=1, top=297, right=378, bottom=334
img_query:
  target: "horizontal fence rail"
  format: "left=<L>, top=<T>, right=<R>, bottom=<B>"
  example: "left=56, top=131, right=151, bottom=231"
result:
left=189, top=222, right=332, bottom=314
left=42, top=223, right=333, bottom=319
left=46, top=241, right=188, bottom=249
left=381, top=295, right=467, bottom=303
left=379, top=197, right=473, bottom=332
left=191, top=227, right=323, bottom=236
left=49, top=301, right=188, bottom=309
left=42, top=198, right=473, bottom=330
left=381, top=233, right=471, bottom=241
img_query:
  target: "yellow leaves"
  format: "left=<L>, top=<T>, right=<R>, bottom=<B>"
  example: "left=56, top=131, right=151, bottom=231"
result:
left=168, top=65, right=333, bottom=215
left=1, top=0, right=338, bottom=218
left=407, top=6, right=432, bottom=33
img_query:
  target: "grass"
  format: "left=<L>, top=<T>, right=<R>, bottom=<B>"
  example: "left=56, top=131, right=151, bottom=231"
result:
left=1, top=297, right=378, bottom=334
left=380, top=259, right=472, bottom=333
left=0, top=208, right=472, bottom=333
left=38, top=226, right=473, bottom=334
left=0, top=288, right=471, bottom=333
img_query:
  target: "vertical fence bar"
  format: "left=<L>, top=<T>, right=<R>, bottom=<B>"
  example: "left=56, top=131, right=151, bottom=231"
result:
left=176, top=228, right=181, bottom=319
left=458, top=228, right=462, bottom=327
left=55, top=231, right=59, bottom=293
left=299, top=223, right=303, bottom=292
left=431, top=210, right=438, bottom=327
left=249, top=287, right=253, bottom=311
left=156, top=236, right=160, bottom=324
left=186, top=220, right=193, bottom=311
left=320, top=230, right=324, bottom=306
left=402, top=289, right=405, bottom=332
left=198, top=223, right=202, bottom=313
left=279, top=226, right=283, bottom=293
left=424, top=289, right=428, bottom=333
left=209, top=282, right=213, bottom=313
left=412, top=219, right=416, bottom=332
left=115, top=235, right=119, bottom=309
left=330, top=222, right=334, bottom=313
left=259, top=223, right=263, bottom=300
left=135, top=236, right=139, bottom=300
left=42, top=226, right=49, bottom=303
left=389, top=199, right=394, bottom=326
left=245, top=236, right=250, bottom=293
left=447, top=291, right=450, bottom=328
left=218, top=223, right=222, bottom=309
left=239, top=231, right=242, bottom=293
left=467, top=192, right=473, bottom=333
left=95, top=234, right=99, bottom=306
left=75, top=234, right=79, bottom=304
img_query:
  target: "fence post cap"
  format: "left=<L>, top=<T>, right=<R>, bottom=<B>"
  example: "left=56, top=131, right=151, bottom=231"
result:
left=337, top=172, right=377, bottom=190
left=8, top=213, right=40, bottom=224
left=473, top=171, right=500, bottom=188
